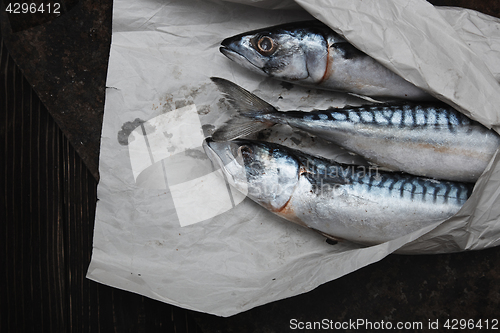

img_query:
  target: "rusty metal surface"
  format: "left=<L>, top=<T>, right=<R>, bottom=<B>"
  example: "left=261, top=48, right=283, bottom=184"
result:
left=1, top=0, right=111, bottom=180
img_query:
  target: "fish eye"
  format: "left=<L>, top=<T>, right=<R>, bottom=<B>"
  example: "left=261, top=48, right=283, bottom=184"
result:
left=254, top=36, right=278, bottom=56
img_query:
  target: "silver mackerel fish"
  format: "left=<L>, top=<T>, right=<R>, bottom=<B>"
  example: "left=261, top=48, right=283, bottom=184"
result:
left=220, top=21, right=433, bottom=100
left=203, top=138, right=472, bottom=245
left=211, top=77, right=500, bottom=183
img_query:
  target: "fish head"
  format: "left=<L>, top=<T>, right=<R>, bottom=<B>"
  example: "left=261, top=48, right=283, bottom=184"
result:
left=220, top=22, right=330, bottom=83
left=203, top=139, right=300, bottom=211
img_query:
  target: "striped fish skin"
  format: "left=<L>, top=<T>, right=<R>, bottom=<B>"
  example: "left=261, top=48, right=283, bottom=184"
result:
left=279, top=103, right=500, bottom=183
left=203, top=139, right=472, bottom=245
left=220, top=20, right=432, bottom=100
left=210, top=77, right=500, bottom=183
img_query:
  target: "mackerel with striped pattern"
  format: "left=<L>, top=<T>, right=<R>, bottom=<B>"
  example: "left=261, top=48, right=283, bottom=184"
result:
left=211, top=77, right=500, bottom=183
left=203, top=139, right=472, bottom=245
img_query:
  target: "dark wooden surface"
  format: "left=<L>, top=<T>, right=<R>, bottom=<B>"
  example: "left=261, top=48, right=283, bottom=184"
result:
left=1, top=39, right=203, bottom=332
left=1, top=1, right=500, bottom=332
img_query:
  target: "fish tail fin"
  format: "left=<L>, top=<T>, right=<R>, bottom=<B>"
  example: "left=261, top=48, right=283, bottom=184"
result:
left=212, top=117, right=273, bottom=142
left=210, top=77, right=278, bottom=141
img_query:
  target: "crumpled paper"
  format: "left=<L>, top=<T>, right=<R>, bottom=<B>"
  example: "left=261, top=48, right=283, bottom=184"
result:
left=87, top=0, right=500, bottom=316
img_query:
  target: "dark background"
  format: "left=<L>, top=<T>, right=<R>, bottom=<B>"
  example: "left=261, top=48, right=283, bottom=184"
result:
left=1, top=0, right=500, bottom=332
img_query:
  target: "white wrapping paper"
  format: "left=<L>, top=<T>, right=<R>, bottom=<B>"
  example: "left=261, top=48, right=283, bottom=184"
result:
left=87, top=0, right=500, bottom=316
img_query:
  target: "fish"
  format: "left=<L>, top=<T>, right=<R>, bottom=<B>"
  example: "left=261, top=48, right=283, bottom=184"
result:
left=210, top=77, right=500, bottom=183
left=203, top=138, right=472, bottom=245
left=220, top=20, right=433, bottom=101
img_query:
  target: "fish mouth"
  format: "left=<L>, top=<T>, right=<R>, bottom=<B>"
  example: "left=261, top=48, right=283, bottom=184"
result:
left=219, top=46, right=266, bottom=75
left=202, top=138, right=225, bottom=169
left=203, top=138, right=249, bottom=191
left=203, top=139, right=244, bottom=174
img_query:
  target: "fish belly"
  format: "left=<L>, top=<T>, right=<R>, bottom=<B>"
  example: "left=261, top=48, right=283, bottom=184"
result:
left=321, top=49, right=432, bottom=100
left=344, top=134, right=495, bottom=182
left=280, top=174, right=467, bottom=245
left=289, top=119, right=499, bottom=182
